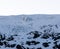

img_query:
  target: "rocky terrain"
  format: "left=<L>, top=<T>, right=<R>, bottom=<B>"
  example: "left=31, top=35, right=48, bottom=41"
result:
left=0, top=15, right=59, bottom=49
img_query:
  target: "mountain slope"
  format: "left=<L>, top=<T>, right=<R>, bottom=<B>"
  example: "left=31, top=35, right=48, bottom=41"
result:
left=0, top=14, right=60, bottom=49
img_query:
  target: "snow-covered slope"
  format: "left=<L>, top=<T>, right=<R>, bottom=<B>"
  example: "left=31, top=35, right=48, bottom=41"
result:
left=0, top=14, right=60, bottom=33
left=0, top=14, right=60, bottom=49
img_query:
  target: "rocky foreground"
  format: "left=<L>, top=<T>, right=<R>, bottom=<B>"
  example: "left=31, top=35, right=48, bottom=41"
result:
left=0, top=24, right=60, bottom=49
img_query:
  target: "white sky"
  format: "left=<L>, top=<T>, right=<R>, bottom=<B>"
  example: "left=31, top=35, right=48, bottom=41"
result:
left=0, top=0, right=60, bottom=16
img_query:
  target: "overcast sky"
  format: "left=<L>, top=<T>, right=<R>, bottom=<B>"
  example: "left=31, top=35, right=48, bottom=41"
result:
left=0, top=0, right=60, bottom=15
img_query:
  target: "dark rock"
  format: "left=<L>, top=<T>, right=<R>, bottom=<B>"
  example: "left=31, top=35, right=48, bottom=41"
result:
left=16, top=44, right=25, bottom=49
left=42, top=42, right=49, bottom=47
left=6, top=36, right=14, bottom=41
left=37, top=47, right=42, bottom=49
left=0, top=42, right=3, bottom=46
left=3, top=41, right=9, bottom=47
left=41, top=33, right=50, bottom=39
left=1, top=34, right=6, bottom=40
left=27, top=47, right=29, bottom=49
left=10, top=44, right=16, bottom=48
left=53, top=41, right=60, bottom=49
left=16, top=45, right=22, bottom=49
left=0, top=34, right=6, bottom=41
left=53, top=36, right=60, bottom=41
left=29, top=31, right=41, bottom=39
left=56, top=44, right=60, bottom=49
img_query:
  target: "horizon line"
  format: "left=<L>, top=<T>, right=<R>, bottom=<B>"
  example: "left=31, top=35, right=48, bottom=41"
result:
left=0, top=14, right=60, bottom=16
